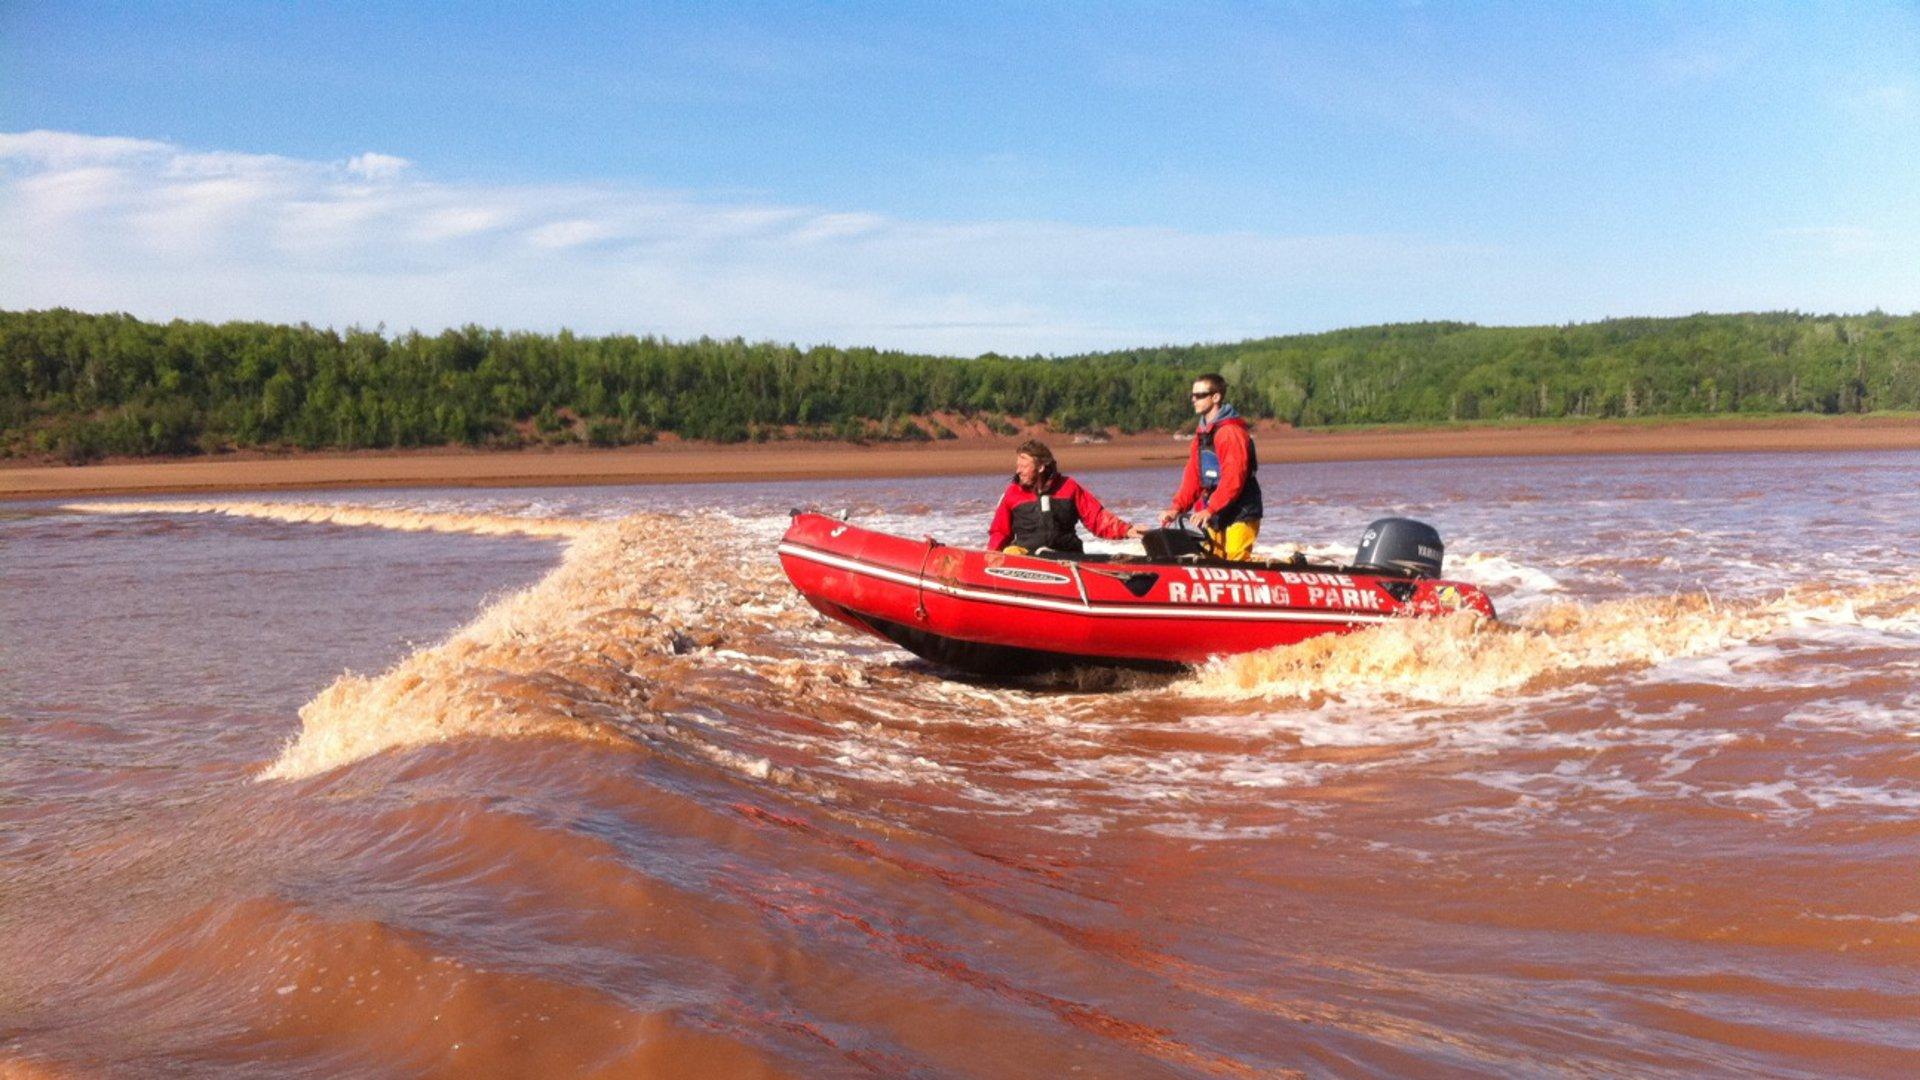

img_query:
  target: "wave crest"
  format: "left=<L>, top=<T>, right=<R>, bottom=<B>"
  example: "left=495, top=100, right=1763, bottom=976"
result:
left=262, top=514, right=794, bottom=780
left=1188, top=581, right=1920, bottom=704
left=65, top=500, right=593, bottom=540
left=74, top=498, right=1920, bottom=774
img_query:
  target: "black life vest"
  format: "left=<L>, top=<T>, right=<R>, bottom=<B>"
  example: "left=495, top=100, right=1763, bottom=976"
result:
left=1196, top=418, right=1263, bottom=524
left=1008, top=478, right=1085, bottom=553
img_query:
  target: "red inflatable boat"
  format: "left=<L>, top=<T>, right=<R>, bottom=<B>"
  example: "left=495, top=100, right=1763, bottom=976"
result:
left=778, top=510, right=1495, bottom=675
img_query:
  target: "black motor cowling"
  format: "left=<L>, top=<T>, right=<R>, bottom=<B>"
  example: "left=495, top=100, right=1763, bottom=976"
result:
left=1142, top=515, right=1210, bottom=562
left=1354, top=518, right=1444, bottom=578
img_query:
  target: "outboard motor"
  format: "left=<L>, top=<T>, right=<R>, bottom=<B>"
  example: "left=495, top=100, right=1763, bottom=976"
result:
left=1354, top=518, right=1444, bottom=578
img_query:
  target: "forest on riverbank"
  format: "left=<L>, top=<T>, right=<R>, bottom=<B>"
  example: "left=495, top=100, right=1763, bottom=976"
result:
left=3, top=308, right=1917, bottom=461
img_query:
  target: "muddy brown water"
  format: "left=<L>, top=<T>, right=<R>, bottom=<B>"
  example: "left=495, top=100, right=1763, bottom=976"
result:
left=3, top=452, right=1918, bottom=1077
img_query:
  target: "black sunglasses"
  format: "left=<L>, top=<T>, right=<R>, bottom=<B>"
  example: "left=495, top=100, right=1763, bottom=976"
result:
left=1190, top=390, right=1216, bottom=399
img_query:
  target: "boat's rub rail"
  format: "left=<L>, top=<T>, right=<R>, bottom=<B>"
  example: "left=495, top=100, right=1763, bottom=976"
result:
left=777, top=540, right=1399, bottom=624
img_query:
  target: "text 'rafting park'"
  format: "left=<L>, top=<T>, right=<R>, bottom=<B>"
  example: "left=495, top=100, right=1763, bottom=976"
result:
left=1163, top=567, right=1388, bottom=610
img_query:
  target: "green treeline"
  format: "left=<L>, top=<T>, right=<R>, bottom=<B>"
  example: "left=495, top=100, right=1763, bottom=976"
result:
left=1089, top=313, right=1920, bottom=426
left=3, top=308, right=1918, bottom=462
left=0, top=309, right=1189, bottom=461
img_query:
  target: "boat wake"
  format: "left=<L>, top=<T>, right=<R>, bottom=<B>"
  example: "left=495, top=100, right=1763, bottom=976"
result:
left=1190, top=580, right=1920, bottom=705
left=68, top=499, right=1920, bottom=783
left=28, top=455, right=1920, bottom=1078
left=262, top=514, right=810, bottom=780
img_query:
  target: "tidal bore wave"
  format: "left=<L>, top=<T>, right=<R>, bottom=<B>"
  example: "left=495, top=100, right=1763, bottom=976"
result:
left=67, top=499, right=1920, bottom=782
left=1194, top=581, right=1920, bottom=704
left=26, top=460, right=1920, bottom=1076
left=65, top=500, right=594, bottom=540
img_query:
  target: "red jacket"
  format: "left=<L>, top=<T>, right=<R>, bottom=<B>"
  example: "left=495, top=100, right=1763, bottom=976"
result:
left=987, top=475, right=1132, bottom=551
left=1169, top=414, right=1256, bottom=517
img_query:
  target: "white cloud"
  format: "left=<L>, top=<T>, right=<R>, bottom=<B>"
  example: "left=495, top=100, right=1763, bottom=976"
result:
left=790, top=212, right=886, bottom=245
left=130, top=175, right=283, bottom=253
left=16, top=128, right=1907, bottom=354
left=0, top=129, right=169, bottom=166
left=526, top=217, right=619, bottom=250
left=14, top=165, right=132, bottom=219
left=346, top=152, right=411, bottom=180
left=10, top=130, right=1451, bottom=351
left=165, top=149, right=309, bottom=179
left=409, top=204, right=514, bottom=242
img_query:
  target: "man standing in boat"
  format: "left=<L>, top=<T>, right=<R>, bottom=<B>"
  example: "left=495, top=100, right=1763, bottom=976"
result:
left=1161, top=373, right=1262, bottom=561
left=988, top=440, right=1145, bottom=555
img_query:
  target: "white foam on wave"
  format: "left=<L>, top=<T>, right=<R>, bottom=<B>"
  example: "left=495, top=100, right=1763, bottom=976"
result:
left=64, top=499, right=593, bottom=540
left=1631, top=641, right=1800, bottom=689
left=1450, top=551, right=1566, bottom=609
left=247, top=510, right=810, bottom=780
left=1187, top=580, right=1920, bottom=708
left=825, top=734, right=960, bottom=777
left=1459, top=747, right=1920, bottom=826
left=1806, top=911, right=1920, bottom=924
left=1175, top=702, right=1515, bottom=752
left=1781, top=695, right=1920, bottom=735
left=1010, top=749, right=1361, bottom=802
left=79, top=495, right=1920, bottom=840
left=1715, top=770, right=1920, bottom=815
left=1789, top=602, right=1920, bottom=636
left=1142, top=818, right=1292, bottom=841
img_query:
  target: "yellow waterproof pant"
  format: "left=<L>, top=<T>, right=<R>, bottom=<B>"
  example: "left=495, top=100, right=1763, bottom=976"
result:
left=1207, top=520, right=1260, bottom=561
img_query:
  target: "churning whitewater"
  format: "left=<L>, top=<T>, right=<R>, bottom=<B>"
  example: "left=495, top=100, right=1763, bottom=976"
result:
left=12, top=453, right=1920, bottom=1077
left=71, top=498, right=1920, bottom=788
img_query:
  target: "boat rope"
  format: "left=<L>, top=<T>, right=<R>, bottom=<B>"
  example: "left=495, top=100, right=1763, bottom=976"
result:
left=914, top=537, right=938, bottom=622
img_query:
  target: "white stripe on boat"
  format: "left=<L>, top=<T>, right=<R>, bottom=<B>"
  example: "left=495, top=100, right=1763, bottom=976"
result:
left=777, top=542, right=1395, bottom=625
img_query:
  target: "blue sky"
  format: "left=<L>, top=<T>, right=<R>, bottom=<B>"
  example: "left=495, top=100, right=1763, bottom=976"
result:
left=4, top=2, right=1918, bottom=353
